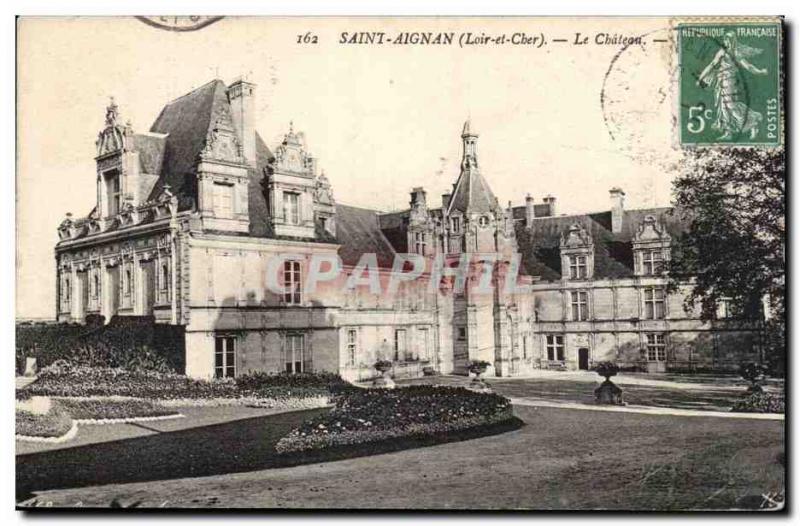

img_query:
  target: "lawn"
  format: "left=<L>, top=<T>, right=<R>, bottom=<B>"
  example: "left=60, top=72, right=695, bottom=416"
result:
left=398, top=375, right=762, bottom=412
left=17, top=405, right=784, bottom=510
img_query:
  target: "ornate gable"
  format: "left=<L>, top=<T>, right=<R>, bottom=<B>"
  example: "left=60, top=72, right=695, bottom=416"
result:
left=96, top=98, right=133, bottom=157
left=560, top=223, right=593, bottom=249
left=199, top=106, right=245, bottom=165
left=634, top=215, right=672, bottom=244
left=272, top=123, right=315, bottom=177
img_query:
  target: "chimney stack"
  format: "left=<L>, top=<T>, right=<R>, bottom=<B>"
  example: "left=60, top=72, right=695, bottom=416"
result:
left=543, top=194, right=557, bottom=217
left=226, top=78, right=256, bottom=167
left=442, top=193, right=451, bottom=210
left=525, top=194, right=535, bottom=226
left=610, top=187, right=625, bottom=233
left=410, top=187, right=427, bottom=208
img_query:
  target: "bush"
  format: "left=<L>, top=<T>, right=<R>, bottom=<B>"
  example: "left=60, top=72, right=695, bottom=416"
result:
left=731, top=392, right=785, bottom=414
left=16, top=405, right=73, bottom=438
left=276, top=385, right=515, bottom=453
left=15, top=321, right=185, bottom=374
left=55, top=398, right=177, bottom=420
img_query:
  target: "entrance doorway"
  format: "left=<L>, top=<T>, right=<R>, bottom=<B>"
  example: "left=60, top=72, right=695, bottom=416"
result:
left=578, top=348, right=590, bottom=370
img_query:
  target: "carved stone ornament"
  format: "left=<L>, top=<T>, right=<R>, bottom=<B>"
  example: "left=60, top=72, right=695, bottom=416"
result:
left=561, top=223, right=593, bottom=248
left=199, top=109, right=245, bottom=164
left=634, top=215, right=671, bottom=243
left=96, top=97, right=134, bottom=157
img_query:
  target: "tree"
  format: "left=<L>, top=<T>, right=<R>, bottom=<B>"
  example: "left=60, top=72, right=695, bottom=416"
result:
left=669, top=148, right=785, bottom=374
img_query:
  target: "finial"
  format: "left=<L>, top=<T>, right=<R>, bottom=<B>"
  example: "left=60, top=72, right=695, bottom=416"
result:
left=289, top=120, right=294, bottom=134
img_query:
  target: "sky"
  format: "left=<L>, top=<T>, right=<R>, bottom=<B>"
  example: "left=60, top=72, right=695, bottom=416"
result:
left=17, top=16, right=682, bottom=319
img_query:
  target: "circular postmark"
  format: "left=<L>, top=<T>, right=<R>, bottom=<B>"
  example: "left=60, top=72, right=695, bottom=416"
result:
left=599, top=27, right=680, bottom=168
left=136, top=16, right=224, bottom=32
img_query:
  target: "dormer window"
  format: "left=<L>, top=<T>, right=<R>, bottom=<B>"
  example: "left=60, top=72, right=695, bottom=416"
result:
left=478, top=215, right=489, bottom=228
left=283, top=192, right=300, bottom=225
left=451, top=216, right=461, bottom=233
left=633, top=215, right=672, bottom=277
left=414, top=232, right=427, bottom=255
left=213, top=182, right=234, bottom=218
left=641, top=249, right=665, bottom=275
left=105, top=171, right=121, bottom=216
left=569, top=255, right=588, bottom=279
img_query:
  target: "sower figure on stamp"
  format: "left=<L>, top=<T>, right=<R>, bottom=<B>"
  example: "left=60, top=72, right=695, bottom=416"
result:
left=697, top=31, right=768, bottom=140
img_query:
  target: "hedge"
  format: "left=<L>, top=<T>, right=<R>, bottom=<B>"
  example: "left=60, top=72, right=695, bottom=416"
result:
left=276, top=385, right=516, bottom=453
left=15, top=319, right=185, bottom=375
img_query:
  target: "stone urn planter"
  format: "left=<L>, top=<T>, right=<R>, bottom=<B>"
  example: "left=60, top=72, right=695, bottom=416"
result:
left=468, top=360, right=492, bottom=392
left=372, top=359, right=395, bottom=389
left=593, top=361, right=624, bottom=405
left=740, top=362, right=766, bottom=394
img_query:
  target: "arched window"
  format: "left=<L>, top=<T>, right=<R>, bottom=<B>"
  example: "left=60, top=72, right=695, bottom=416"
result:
left=124, top=269, right=132, bottom=294
left=94, top=274, right=100, bottom=298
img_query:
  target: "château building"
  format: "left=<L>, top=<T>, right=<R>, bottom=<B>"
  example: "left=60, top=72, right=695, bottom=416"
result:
left=54, top=78, right=761, bottom=380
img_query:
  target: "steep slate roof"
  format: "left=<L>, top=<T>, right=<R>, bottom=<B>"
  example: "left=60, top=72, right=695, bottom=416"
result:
left=336, top=204, right=397, bottom=267
left=515, top=206, right=689, bottom=281
left=147, top=79, right=230, bottom=204
left=446, top=168, right=500, bottom=215
left=132, top=133, right=166, bottom=175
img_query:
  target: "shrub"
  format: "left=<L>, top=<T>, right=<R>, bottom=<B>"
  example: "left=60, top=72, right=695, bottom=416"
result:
left=731, top=392, right=785, bottom=414
left=16, top=405, right=73, bottom=438
left=276, top=385, right=515, bottom=453
left=15, top=321, right=185, bottom=374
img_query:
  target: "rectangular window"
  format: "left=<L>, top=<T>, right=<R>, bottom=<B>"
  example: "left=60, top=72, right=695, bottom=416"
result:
left=546, top=335, right=565, bottom=362
left=283, top=192, right=300, bottom=225
left=418, top=327, right=429, bottom=361
left=284, top=333, right=308, bottom=373
left=569, top=255, right=588, bottom=279
left=214, top=336, right=236, bottom=378
left=346, top=328, right=357, bottom=366
left=451, top=216, right=461, bottom=233
left=523, top=335, right=528, bottom=359
left=213, top=182, right=234, bottom=218
left=414, top=232, right=427, bottom=256
left=716, top=298, right=733, bottom=319
left=642, top=250, right=665, bottom=275
left=646, top=333, right=667, bottom=362
left=283, top=260, right=302, bottom=305
left=105, top=171, right=121, bottom=216
left=64, top=277, right=71, bottom=303
left=570, top=291, right=589, bottom=321
left=457, top=327, right=466, bottom=341
left=394, top=329, right=407, bottom=361
left=643, top=287, right=666, bottom=319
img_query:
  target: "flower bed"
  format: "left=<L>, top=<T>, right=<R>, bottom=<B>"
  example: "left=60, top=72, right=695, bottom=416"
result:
left=54, top=397, right=178, bottom=421
left=275, top=385, right=518, bottom=453
left=16, top=404, right=74, bottom=439
left=731, top=392, right=785, bottom=414
left=27, top=365, right=346, bottom=401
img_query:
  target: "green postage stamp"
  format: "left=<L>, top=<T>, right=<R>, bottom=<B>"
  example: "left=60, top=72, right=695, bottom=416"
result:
left=679, top=22, right=782, bottom=146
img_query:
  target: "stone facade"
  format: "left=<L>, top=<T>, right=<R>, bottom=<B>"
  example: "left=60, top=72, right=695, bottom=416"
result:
left=55, top=78, right=762, bottom=380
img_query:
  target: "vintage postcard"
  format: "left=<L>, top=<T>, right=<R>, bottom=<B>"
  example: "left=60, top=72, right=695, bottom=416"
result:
left=15, top=16, right=785, bottom=511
